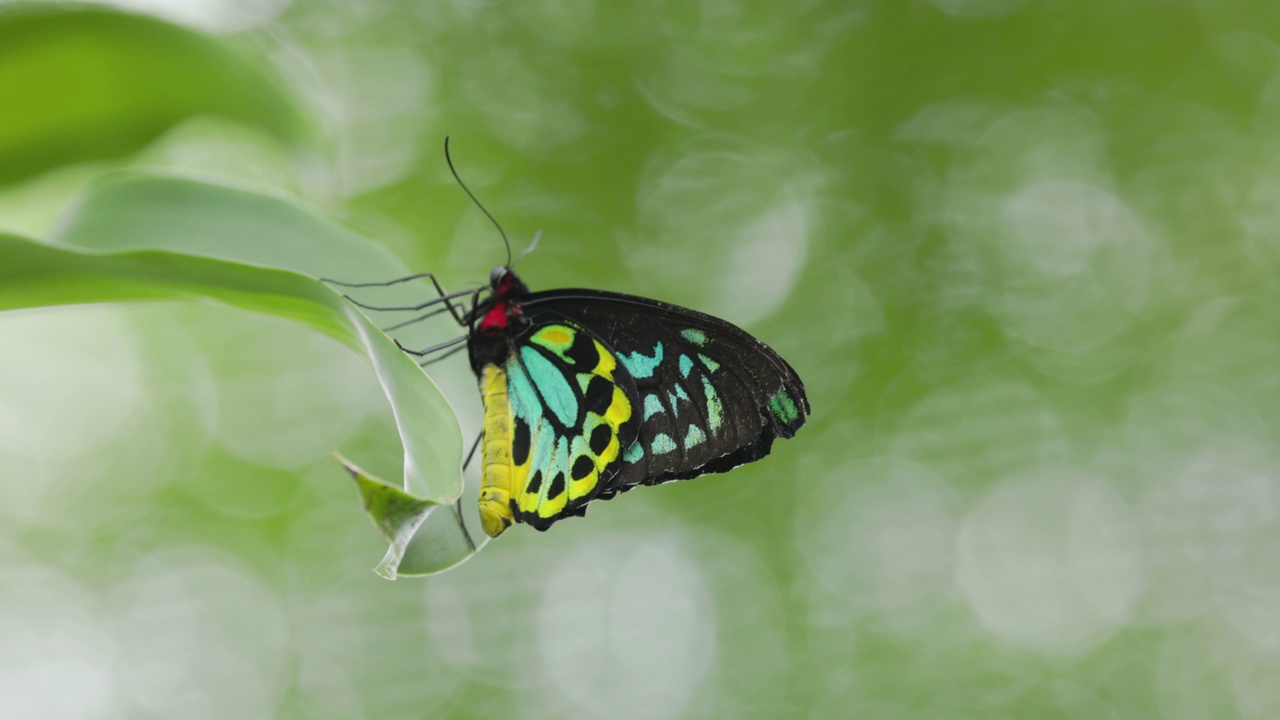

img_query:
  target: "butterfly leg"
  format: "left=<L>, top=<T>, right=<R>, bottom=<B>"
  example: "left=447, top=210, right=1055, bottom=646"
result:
left=417, top=343, right=468, bottom=368
left=339, top=287, right=478, bottom=318
left=320, top=272, right=447, bottom=289
left=321, top=273, right=479, bottom=326
left=394, top=334, right=467, bottom=358
left=453, top=430, right=484, bottom=552
left=381, top=304, right=455, bottom=333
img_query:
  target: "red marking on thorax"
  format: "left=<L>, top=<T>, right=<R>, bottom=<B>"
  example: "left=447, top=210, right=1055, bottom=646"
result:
left=480, top=302, right=509, bottom=331
left=479, top=276, right=523, bottom=333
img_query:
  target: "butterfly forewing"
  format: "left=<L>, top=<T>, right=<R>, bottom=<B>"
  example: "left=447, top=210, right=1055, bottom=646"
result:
left=502, top=322, right=638, bottom=529
left=522, top=289, right=809, bottom=498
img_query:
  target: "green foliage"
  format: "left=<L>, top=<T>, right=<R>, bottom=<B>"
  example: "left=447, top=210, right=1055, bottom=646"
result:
left=0, top=4, right=474, bottom=576
left=0, top=174, right=472, bottom=575
left=0, top=6, right=305, bottom=186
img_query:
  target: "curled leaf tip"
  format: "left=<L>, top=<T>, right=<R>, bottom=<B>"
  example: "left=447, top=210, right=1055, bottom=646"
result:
left=331, top=451, right=363, bottom=479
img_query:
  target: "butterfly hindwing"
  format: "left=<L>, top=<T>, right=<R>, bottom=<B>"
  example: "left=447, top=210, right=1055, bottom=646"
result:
left=502, top=322, right=638, bottom=530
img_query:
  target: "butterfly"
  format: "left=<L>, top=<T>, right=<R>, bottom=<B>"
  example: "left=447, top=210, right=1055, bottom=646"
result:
left=336, top=139, right=809, bottom=539
left=457, top=266, right=810, bottom=537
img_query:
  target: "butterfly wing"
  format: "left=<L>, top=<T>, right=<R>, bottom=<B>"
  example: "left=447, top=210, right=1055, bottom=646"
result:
left=479, top=321, right=639, bottom=534
left=521, top=289, right=809, bottom=500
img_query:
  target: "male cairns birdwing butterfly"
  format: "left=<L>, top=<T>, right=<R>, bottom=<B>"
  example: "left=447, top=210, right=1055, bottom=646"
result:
left=327, top=139, right=809, bottom=542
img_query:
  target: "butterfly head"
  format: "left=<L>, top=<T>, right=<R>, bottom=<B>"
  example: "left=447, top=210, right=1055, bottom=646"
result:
left=487, top=265, right=528, bottom=297
left=488, top=265, right=509, bottom=288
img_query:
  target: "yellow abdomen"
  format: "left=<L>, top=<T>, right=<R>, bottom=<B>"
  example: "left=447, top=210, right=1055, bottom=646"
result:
left=478, top=364, right=515, bottom=537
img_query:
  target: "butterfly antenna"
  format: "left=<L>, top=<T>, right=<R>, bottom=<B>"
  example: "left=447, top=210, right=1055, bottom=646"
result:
left=513, top=229, right=542, bottom=269
left=444, top=136, right=512, bottom=268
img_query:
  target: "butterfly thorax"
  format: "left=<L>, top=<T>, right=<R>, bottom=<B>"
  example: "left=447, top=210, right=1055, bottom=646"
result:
left=467, top=267, right=530, bottom=373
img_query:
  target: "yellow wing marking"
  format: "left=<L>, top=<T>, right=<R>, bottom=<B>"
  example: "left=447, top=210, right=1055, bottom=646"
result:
left=536, top=338, right=631, bottom=520
left=535, top=326, right=572, bottom=348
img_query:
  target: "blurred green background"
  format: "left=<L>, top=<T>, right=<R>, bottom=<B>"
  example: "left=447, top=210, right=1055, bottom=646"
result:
left=3, top=0, right=1280, bottom=717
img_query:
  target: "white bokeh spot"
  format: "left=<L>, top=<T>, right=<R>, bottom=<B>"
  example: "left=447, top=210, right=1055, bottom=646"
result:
left=627, top=145, right=822, bottom=327
left=0, top=307, right=145, bottom=522
left=927, top=0, right=1032, bottom=19
left=536, top=535, right=716, bottom=720
left=798, top=458, right=958, bottom=618
left=957, top=470, right=1144, bottom=655
left=713, top=196, right=812, bottom=326
left=112, top=549, right=290, bottom=719
left=0, top=565, right=114, bottom=720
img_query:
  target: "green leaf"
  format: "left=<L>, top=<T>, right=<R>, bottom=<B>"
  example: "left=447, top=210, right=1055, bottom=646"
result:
left=334, top=453, right=437, bottom=580
left=53, top=173, right=401, bottom=276
left=0, top=6, right=305, bottom=186
left=332, top=452, right=487, bottom=578
left=3, top=174, right=481, bottom=576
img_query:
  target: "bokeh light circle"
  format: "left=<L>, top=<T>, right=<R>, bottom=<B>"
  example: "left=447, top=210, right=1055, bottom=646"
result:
left=957, top=469, right=1144, bottom=655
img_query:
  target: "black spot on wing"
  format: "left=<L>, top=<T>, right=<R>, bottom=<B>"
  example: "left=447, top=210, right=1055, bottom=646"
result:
left=547, top=471, right=566, bottom=500
left=583, top=375, right=613, bottom=415
left=527, top=469, right=543, bottom=494
left=572, top=454, right=594, bottom=480
left=512, top=417, right=531, bottom=466
left=589, top=424, right=611, bottom=455
left=565, top=332, right=600, bottom=368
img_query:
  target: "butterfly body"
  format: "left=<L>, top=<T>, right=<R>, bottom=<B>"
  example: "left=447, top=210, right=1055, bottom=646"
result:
left=466, top=267, right=808, bottom=538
